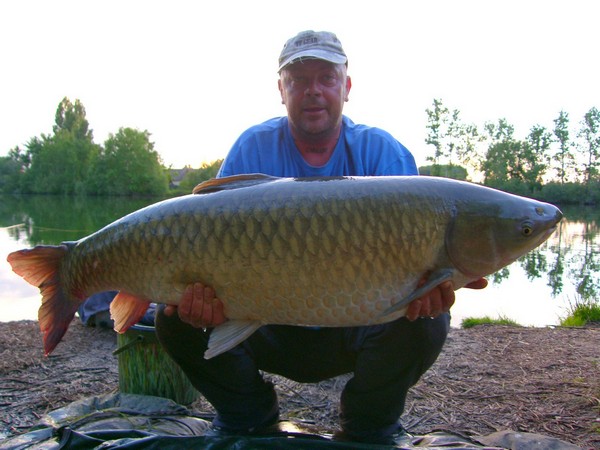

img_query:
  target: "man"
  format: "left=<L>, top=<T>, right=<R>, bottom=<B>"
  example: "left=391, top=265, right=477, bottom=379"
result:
left=155, top=30, right=486, bottom=445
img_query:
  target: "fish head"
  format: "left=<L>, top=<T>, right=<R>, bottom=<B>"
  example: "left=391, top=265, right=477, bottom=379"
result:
left=446, top=192, right=562, bottom=280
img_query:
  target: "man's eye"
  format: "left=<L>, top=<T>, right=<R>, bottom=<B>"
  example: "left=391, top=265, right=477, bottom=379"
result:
left=290, top=77, right=306, bottom=87
left=321, top=75, right=336, bottom=85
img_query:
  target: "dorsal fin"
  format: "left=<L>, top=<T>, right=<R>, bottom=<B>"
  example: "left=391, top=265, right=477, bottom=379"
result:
left=193, top=173, right=279, bottom=195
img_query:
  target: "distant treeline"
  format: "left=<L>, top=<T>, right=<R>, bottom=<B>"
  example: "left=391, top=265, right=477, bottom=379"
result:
left=1, top=97, right=599, bottom=203
left=422, top=99, right=600, bottom=204
left=0, top=98, right=221, bottom=197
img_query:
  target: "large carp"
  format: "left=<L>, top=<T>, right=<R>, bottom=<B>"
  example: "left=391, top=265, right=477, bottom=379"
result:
left=7, top=174, right=562, bottom=359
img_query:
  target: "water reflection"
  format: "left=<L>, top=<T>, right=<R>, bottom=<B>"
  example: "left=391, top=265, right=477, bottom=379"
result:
left=522, top=206, right=599, bottom=302
left=0, top=195, right=161, bottom=244
left=1, top=195, right=598, bottom=325
left=0, top=195, right=164, bottom=322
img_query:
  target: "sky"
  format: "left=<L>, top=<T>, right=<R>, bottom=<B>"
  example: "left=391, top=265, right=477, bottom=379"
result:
left=1, top=0, right=599, bottom=169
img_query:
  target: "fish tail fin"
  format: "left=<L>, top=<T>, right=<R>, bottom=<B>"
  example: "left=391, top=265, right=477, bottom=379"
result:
left=7, top=245, right=80, bottom=356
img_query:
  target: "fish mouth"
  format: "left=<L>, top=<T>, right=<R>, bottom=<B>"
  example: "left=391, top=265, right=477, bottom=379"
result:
left=534, top=206, right=562, bottom=240
left=554, top=208, right=563, bottom=224
left=543, top=207, right=563, bottom=236
left=545, top=206, right=562, bottom=224
left=525, top=208, right=562, bottom=254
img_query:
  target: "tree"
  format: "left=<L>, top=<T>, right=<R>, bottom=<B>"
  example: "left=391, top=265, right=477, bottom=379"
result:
left=481, top=118, right=523, bottom=187
left=522, top=124, right=552, bottom=191
left=3, top=97, right=179, bottom=196
left=482, top=118, right=515, bottom=144
left=8, top=145, right=31, bottom=170
left=0, top=146, right=30, bottom=193
left=576, top=106, right=600, bottom=184
left=178, top=160, right=223, bottom=192
left=54, top=97, right=93, bottom=141
left=552, top=110, right=575, bottom=184
left=0, top=154, right=22, bottom=193
left=482, top=140, right=524, bottom=187
left=456, top=123, right=481, bottom=173
left=418, top=164, right=468, bottom=180
left=425, top=98, right=479, bottom=177
left=88, top=127, right=169, bottom=196
left=425, top=98, right=449, bottom=165
left=21, top=133, right=99, bottom=195
left=21, top=98, right=99, bottom=194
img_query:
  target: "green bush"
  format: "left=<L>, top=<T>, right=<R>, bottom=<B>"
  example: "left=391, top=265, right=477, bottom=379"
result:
left=461, top=315, right=521, bottom=328
left=418, top=164, right=468, bottom=180
left=560, top=299, right=600, bottom=327
left=539, top=182, right=600, bottom=205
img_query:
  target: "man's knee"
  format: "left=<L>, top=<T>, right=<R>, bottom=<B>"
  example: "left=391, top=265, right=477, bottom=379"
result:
left=353, top=314, right=450, bottom=377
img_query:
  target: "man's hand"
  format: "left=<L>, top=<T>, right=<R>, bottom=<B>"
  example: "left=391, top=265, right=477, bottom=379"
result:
left=405, top=278, right=488, bottom=321
left=163, top=282, right=227, bottom=328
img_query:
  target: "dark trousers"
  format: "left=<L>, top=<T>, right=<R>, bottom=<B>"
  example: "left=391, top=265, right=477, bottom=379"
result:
left=155, top=307, right=449, bottom=440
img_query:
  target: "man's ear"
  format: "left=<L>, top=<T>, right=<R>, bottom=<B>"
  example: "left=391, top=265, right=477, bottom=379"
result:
left=278, top=78, right=285, bottom=105
left=345, top=75, right=352, bottom=102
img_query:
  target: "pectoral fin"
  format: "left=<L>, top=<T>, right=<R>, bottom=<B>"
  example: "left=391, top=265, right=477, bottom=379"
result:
left=379, top=269, right=455, bottom=318
left=204, top=320, right=263, bottom=359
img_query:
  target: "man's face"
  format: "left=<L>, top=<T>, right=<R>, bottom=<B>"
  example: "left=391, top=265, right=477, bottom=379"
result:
left=278, top=59, right=351, bottom=140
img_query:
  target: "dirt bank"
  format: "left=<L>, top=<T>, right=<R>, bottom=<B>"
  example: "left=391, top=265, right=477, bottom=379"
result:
left=0, top=320, right=598, bottom=448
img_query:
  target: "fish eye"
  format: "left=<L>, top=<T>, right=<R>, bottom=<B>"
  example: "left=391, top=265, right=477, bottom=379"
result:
left=521, top=221, right=534, bottom=236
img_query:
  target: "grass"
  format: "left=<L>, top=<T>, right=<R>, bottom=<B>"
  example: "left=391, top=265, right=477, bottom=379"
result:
left=560, top=298, right=600, bottom=327
left=461, top=299, right=600, bottom=329
left=460, top=315, right=521, bottom=329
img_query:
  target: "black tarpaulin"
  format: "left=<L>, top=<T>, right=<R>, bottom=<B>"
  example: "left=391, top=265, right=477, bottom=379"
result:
left=0, top=394, right=581, bottom=450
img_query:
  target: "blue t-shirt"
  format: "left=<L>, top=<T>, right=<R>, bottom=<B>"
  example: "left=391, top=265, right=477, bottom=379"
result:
left=217, top=116, right=418, bottom=178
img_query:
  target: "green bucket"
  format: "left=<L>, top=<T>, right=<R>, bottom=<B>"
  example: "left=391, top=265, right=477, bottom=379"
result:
left=114, top=324, right=199, bottom=405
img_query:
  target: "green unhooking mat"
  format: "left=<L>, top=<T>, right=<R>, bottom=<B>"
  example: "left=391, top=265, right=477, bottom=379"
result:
left=0, top=393, right=581, bottom=450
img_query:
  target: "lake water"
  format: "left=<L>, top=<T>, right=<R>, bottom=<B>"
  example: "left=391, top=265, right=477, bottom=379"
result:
left=1, top=195, right=598, bottom=327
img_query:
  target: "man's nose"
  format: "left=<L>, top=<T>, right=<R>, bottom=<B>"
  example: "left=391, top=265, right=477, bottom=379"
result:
left=304, top=78, right=322, bottom=96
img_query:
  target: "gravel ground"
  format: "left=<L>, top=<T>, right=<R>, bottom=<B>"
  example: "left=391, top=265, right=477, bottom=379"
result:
left=1, top=320, right=598, bottom=448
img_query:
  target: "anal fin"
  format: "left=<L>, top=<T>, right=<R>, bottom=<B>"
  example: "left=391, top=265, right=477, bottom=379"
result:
left=204, top=320, right=262, bottom=359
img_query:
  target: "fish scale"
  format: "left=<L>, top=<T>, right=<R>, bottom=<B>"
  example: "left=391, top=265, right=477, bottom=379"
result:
left=6, top=174, right=562, bottom=358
